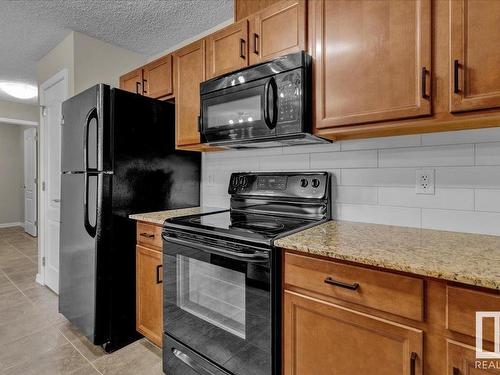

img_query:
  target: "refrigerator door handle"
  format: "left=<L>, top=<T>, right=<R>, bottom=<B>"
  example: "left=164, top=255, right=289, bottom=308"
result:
left=84, top=172, right=97, bottom=238
left=83, top=107, right=98, bottom=173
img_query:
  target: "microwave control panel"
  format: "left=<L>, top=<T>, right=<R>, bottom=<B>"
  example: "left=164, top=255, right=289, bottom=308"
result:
left=277, top=69, right=302, bottom=123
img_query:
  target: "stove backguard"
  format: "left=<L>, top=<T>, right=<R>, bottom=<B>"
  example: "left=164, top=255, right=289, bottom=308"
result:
left=228, top=172, right=331, bottom=221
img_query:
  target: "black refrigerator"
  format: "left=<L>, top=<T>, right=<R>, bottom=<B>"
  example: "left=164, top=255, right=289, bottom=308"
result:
left=59, top=84, right=200, bottom=352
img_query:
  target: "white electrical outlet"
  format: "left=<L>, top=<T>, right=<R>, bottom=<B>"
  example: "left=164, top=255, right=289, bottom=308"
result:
left=416, top=169, right=435, bottom=195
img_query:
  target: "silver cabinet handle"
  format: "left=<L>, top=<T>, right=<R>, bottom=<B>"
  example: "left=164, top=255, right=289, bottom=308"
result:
left=52, top=199, right=61, bottom=203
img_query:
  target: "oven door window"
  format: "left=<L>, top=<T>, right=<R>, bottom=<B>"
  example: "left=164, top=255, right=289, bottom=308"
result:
left=164, top=243, right=271, bottom=375
left=177, top=255, right=246, bottom=339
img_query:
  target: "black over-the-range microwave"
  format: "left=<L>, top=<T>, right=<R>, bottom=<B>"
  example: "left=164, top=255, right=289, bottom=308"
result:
left=199, top=51, right=330, bottom=148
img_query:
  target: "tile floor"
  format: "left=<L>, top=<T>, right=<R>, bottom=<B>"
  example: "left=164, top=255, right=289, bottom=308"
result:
left=0, top=227, right=163, bottom=375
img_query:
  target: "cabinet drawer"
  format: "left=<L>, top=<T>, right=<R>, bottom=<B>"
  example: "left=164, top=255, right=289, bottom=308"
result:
left=447, top=285, right=500, bottom=341
left=284, top=252, right=424, bottom=321
left=136, top=222, right=163, bottom=249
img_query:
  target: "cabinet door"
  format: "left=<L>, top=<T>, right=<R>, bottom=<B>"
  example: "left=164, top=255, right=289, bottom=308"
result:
left=249, top=0, right=306, bottom=65
left=312, top=0, right=431, bottom=128
left=447, top=340, right=500, bottom=374
left=450, top=0, right=500, bottom=113
left=283, top=290, right=423, bottom=375
left=136, top=245, right=163, bottom=347
left=174, top=40, right=205, bottom=147
left=205, top=20, right=248, bottom=79
left=143, top=55, right=173, bottom=99
left=119, top=68, right=143, bottom=95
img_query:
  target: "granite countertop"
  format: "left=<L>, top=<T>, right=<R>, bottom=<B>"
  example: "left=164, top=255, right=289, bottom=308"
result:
left=275, top=220, right=500, bottom=290
left=129, top=206, right=224, bottom=225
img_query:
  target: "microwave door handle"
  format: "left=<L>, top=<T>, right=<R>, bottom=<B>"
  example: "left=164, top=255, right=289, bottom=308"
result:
left=263, top=77, right=278, bottom=130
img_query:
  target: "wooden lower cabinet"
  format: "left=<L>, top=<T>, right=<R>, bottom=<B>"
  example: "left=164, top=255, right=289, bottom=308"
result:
left=136, top=244, right=163, bottom=347
left=447, top=340, right=500, bottom=375
left=283, top=290, right=423, bottom=375
left=283, top=249, right=500, bottom=374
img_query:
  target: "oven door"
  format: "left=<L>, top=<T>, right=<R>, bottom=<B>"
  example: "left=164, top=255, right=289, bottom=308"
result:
left=201, top=76, right=278, bottom=145
left=162, top=233, right=272, bottom=375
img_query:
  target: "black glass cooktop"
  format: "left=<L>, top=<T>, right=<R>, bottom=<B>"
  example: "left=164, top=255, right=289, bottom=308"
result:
left=166, top=210, right=316, bottom=243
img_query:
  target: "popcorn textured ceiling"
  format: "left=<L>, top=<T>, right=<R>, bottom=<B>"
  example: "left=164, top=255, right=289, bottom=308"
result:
left=0, top=0, right=233, bottom=103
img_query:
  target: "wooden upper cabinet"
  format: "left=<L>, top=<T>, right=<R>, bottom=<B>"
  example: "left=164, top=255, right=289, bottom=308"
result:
left=450, top=0, right=500, bottom=113
left=312, top=0, right=432, bottom=129
left=136, top=245, right=163, bottom=347
left=174, top=40, right=205, bottom=147
left=205, top=20, right=249, bottom=79
left=235, top=0, right=284, bottom=21
left=447, top=340, right=500, bottom=375
left=119, top=68, right=143, bottom=94
left=283, top=291, right=423, bottom=375
left=143, top=54, right=173, bottom=99
left=249, top=0, right=306, bottom=65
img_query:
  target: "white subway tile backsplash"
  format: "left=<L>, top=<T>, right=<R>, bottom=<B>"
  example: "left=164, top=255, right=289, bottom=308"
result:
left=259, top=153, right=309, bottom=170
left=334, top=186, right=378, bottom=205
left=475, top=189, right=500, bottom=212
left=311, top=150, right=377, bottom=169
left=202, top=130, right=500, bottom=235
left=341, top=168, right=415, bottom=187
left=282, top=142, right=340, bottom=155
left=340, top=134, right=421, bottom=151
left=379, top=144, right=474, bottom=167
left=422, top=209, right=500, bottom=236
left=476, top=142, right=500, bottom=166
left=435, top=166, right=500, bottom=188
left=422, top=127, right=500, bottom=146
left=338, top=204, right=421, bottom=228
left=378, top=187, right=474, bottom=210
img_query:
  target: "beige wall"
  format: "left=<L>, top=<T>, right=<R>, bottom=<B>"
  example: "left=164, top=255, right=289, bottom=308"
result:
left=0, top=124, right=25, bottom=225
left=37, top=31, right=147, bottom=97
left=0, top=100, right=39, bottom=123
left=73, top=32, right=146, bottom=94
left=37, top=32, right=75, bottom=96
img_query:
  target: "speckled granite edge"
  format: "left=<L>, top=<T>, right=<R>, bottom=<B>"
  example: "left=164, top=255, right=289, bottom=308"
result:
left=129, top=207, right=203, bottom=225
left=275, top=221, right=500, bottom=290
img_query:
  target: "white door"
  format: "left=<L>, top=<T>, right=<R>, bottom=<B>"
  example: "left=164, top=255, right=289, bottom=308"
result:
left=39, top=70, right=68, bottom=294
left=24, top=128, right=38, bottom=237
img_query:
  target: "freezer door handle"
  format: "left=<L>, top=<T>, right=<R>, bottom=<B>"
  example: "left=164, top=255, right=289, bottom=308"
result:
left=83, top=107, right=98, bottom=172
left=84, top=173, right=97, bottom=238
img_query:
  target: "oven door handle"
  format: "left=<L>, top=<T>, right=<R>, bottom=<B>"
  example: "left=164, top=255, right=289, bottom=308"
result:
left=263, top=77, right=278, bottom=130
left=163, top=234, right=270, bottom=262
left=172, top=349, right=220, bottom=375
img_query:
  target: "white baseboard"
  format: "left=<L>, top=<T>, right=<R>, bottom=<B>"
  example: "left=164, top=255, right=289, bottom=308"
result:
left=0, top=222, right=24, bottom=229
left=35, top=273, right=45, bottom=286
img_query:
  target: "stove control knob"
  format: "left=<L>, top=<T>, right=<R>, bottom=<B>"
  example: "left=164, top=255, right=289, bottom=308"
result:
left=311, top=178, right=321, bottom=188
left=300, top=178, right=309, bottom=188
left=232, top=176, right=240, bottom=187
left=239, top=176, right=248, bottom=187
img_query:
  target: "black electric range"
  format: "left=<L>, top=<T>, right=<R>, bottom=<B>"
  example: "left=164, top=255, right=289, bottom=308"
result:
left=162, top=172, right=331, bottom=375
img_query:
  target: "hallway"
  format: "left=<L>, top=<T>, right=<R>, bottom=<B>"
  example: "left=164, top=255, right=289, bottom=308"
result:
left=0, top=227, right=163, bottom=375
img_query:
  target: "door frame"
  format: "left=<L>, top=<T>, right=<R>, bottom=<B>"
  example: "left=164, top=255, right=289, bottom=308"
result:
left=24, top=127, right=38, bottom=236
left=37, top=69, right=69, bottom=287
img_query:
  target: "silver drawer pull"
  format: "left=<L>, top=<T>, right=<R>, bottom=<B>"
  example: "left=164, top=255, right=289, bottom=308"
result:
left=324, top=277, right=359, bottom=291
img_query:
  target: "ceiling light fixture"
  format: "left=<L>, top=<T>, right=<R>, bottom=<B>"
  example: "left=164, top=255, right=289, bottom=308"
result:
left=0, top=81, right=37, bottom=100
